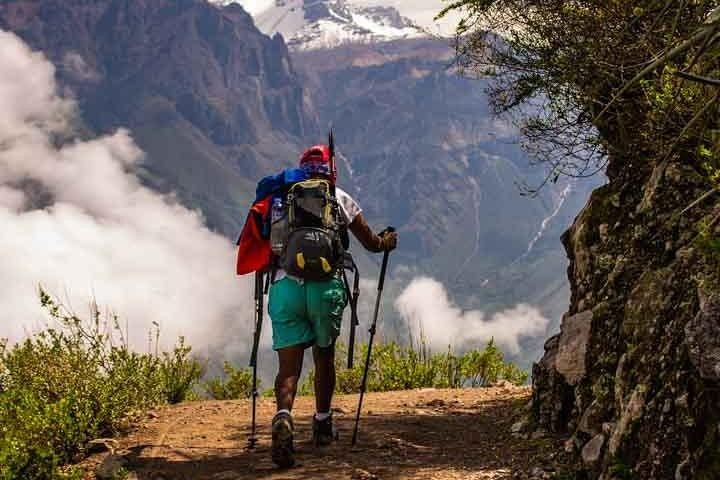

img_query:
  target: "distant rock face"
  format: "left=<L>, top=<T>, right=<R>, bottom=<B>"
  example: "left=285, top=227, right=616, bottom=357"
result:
left=293, top=40, right=597, bottom=351
left=532, top=157, right=720, bottom=478
left=0, top=0, right=318, bottom=236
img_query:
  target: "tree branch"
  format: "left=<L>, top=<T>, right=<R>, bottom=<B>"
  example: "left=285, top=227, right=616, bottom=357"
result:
left=675, top=70, right=720, bottom=86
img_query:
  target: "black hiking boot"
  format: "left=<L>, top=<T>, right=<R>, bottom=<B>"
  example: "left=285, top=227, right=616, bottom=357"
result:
left=312, top=412, right=338, bottom=447
left=271, top=411, right=295, bottom=468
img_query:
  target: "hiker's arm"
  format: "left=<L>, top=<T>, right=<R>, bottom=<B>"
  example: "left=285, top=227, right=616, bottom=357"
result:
left=349, top=214, right=397, bottom=252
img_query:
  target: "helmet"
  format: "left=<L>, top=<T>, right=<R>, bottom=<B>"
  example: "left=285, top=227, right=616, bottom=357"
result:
left=299, top=145, right=336, bottom=182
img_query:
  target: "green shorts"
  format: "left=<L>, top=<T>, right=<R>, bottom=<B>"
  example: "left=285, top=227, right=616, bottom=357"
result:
left=268, top=276, right=348, bottom=350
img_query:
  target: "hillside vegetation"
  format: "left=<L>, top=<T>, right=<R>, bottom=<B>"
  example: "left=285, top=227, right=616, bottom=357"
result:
left=0, top=291, right=527, bottom=479
left=0, top=290, right=203, bottom=479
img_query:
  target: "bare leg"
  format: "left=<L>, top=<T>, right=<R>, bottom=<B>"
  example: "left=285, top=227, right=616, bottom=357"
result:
left=312, top=343, right=336, bottom=413
left=275, top=345, right=305, bottom=412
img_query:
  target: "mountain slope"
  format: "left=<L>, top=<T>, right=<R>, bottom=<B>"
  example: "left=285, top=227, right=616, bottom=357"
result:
left=294, top=40, right=600, bottom=360
left=0, top=0, right=318, bottom=236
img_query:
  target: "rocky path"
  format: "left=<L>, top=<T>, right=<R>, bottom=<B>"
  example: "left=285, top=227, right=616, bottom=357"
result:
left=83, top=387, right=570, bottom=480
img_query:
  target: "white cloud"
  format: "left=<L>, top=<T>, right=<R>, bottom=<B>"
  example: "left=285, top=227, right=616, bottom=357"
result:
left=394, top=276, right=549, bottom=354
left=0, top=30, right=260, bottom=358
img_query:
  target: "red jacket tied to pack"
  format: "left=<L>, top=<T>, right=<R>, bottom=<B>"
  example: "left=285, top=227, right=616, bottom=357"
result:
left=236, top=195, right=272, bottom=275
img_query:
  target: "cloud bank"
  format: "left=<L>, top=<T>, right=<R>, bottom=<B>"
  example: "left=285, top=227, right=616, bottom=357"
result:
left=394, top=276, right=549, bottom=354
left=0, top=30, right=259, bottom=357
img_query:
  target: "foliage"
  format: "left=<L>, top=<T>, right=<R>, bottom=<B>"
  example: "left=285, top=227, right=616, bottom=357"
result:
left=203, top=362, right=257, bottom=400
left=158, top=337, right=204, bottom=404
left=299, top=338, right=528, bottom=395
left=0, top=288, right=204, bottom=480
left=697, top=139, right=720, bottom=259
left=439, top=0, right=720, bottom=191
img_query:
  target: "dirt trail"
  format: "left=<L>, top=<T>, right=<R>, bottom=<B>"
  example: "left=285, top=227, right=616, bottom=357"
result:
left=83, top=387, right=567, bottom=480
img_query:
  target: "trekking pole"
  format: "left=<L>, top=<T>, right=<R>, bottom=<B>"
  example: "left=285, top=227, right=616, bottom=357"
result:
left=351, top=227, right=394, bottom=446
left=248, top=270, right=264, bottom=450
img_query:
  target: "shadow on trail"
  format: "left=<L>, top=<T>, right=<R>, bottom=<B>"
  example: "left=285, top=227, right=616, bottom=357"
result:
left=123, top=398, right=563, bottom=480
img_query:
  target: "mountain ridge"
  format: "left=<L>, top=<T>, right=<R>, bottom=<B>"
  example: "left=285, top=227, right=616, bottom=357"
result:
left=0, top=0, right=318, bottom=235
left=220, top=0, right=421, bottom=50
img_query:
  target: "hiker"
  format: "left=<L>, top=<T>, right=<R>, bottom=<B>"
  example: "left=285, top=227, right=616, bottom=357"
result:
left=267, top=144, right=397, bottom=467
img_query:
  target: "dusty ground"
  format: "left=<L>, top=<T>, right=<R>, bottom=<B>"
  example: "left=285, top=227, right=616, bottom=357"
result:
left=82, top=386, right=569, bottom=479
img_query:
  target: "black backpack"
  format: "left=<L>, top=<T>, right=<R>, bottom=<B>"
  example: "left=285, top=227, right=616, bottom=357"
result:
left=272, top=179, right=348, bottom=280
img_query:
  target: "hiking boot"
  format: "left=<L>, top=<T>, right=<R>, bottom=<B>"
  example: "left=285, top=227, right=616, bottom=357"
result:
left=312, top=412, right=338, bottom=446
left=271, top=411, right=295, bottom=468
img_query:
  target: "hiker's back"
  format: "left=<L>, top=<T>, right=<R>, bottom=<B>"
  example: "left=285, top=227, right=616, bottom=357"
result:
left=274, top=178, right=348, bottom=281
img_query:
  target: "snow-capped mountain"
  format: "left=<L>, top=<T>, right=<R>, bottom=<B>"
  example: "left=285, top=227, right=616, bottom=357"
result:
left=215, top=0, right=421, bottom=50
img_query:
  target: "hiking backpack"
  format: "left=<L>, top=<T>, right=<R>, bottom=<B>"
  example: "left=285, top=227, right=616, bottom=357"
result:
left=271, top=178, right=349, bottom=280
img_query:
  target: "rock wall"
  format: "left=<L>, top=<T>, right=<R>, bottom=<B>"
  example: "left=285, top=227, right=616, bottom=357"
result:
left=533, top=159, right=720, bottom=479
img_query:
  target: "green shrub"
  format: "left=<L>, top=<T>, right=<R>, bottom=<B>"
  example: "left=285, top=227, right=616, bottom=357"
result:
left=0, top=288, right=203, bottom=479
left=299, top=338, right=528, bottom=395
left=459, top=339, right=529, bottom=387
left=203, top=362, right=256, bottom=400
left=159, top=337, right=204, bottom=404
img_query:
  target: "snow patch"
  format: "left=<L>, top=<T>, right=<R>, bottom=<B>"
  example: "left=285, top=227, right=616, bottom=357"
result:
left=239, top=0, right=422, bottom=50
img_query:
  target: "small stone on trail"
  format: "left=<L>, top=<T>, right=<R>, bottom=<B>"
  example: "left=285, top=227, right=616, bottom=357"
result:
left=147, top=410, right=159, bottom=419
left=87, top=438, right=119, bottom=454
left=426, top=398, right=446, bottom=407
left=493, top=379, right=515, bottom=389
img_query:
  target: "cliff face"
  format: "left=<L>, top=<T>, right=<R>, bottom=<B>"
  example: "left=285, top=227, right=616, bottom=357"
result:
left=533, top=156, right=720, bottom=478
left=0, top=0, right=318, bottom=235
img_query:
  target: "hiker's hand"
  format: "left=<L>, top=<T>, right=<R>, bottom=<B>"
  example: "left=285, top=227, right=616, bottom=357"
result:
left=379, top=230, right=397, bottom=251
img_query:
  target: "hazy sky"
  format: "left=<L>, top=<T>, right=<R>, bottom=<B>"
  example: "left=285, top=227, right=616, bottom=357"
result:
left=352, top=0, right=461, bottom=33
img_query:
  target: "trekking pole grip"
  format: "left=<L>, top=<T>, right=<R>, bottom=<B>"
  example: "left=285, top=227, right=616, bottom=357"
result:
left=377, top=226, right=394, bottom=292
